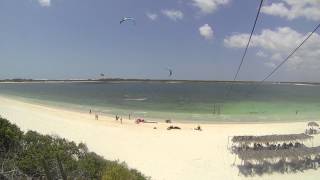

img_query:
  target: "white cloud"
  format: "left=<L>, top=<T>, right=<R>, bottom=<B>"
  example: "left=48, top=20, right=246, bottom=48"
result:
left=146, top=13, right=158, bottom=21
left=199, top=24, right=214, bottom=40
left=256, top=50, right=268, bottom=58
left=38, top=0, right=51, bottom=7
left=191, top=0, right=230, bottom=14
left=224, top=27, right=320, bottom=71
left=162, top=10, right=184, bottom=21
left=270, top=53, right=283, bottom=61
left=224, top=33, right=249, bottom=48
left=261, top=0, right=320, bottom=21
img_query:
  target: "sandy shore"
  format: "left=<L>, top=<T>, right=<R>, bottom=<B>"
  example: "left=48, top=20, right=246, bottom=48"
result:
left=0, top=95, right=320, bottom=180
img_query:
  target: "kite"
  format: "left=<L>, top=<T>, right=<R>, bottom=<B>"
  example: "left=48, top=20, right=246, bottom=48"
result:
left=166, top=68, right=173, bottom=77
left=120, top=17, right=136, bottom=25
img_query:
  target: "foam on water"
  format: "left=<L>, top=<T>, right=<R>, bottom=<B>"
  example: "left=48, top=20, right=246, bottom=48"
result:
left=124, top=98, right=148, bottom=101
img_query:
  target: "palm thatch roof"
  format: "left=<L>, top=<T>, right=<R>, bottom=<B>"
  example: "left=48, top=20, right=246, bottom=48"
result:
left=232, top=133, right=312, bottom=144
left=308, top=121, right=319, bottom=127
left=237, top=146, right=320, bottom=162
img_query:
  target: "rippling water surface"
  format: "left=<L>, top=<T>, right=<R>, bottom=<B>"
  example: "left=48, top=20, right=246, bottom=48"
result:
left=0, top=82, right=319, bottom=123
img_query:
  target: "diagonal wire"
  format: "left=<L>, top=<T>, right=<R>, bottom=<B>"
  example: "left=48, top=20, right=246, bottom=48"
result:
left=247, top=23, right=320, bottom=96
left=225, top=0, right=264, bottom=98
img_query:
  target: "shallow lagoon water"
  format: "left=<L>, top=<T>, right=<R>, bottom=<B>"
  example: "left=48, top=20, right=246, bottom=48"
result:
left=0, top=82, right=319, bottom=123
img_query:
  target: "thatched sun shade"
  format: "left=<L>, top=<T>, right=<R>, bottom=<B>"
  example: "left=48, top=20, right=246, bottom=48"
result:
left=232, top=133, right=312, bottom=144
left=308, top=121, right=319, bottom=127
left=237, top=146, right=320, bottom=161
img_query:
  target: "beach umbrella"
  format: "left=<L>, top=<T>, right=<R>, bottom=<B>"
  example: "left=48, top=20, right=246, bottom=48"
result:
left=308, top=121, right=319, bottom=127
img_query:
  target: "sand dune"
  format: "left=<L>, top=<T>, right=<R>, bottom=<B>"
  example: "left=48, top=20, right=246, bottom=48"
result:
left=0, top=95, right=319, bottom=180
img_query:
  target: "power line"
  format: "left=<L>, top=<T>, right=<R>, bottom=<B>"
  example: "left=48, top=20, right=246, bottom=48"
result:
left=225, top=0, right=264, bottom=97
left=215, top=0, right=264, bottom=115
left=260, top=23, right=320, bottom=83
left=247, top=23, right=320, bottom=95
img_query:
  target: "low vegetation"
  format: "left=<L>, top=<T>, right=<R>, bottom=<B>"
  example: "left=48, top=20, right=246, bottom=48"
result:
left=0, top=117, right=148, bottom=180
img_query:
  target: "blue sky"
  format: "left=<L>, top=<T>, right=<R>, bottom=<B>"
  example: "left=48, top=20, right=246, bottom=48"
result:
left=0, top=0, right=319, bottom=81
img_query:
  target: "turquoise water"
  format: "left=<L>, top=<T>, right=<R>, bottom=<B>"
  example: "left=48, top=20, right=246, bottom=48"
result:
left=0, top=82, right=320, bottom=123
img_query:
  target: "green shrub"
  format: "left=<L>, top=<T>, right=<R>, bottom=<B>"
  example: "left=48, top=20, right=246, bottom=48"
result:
left=0, top=118, right=23, bottom=154
left=0, top=118, right=147, bottom=180
left=103, top=161, right=148, bottom=180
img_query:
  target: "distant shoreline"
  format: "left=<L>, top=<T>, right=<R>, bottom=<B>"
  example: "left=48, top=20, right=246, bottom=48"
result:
left=1, top=78, right=320, bottom=85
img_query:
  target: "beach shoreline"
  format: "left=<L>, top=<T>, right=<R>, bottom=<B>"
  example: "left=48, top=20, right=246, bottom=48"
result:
left=1, top=95, right=320, bottom=180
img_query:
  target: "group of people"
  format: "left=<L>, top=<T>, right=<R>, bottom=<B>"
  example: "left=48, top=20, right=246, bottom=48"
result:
left=234, top=142, right=304, bottom=153
left=115, top=115, right=123, bottom=124
left=239, top=156, right=320, bottom=176
left=305, top=128, right=318, bottom=135
left=89, top=109, right=99, bottom=120
left=88, top=110, right=203, bottom=131
left=252, top=142, right=303, bottom=151
left=89, top=109, right=129, bottom=124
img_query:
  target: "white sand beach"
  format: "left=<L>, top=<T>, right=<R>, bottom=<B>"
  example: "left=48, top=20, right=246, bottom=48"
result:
left=1, top=95, right=320, bottom=180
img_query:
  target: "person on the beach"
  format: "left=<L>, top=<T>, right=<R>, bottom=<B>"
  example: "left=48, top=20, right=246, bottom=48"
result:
left=194, top=125, right=202, bottom=131
left=95, top=114, right=98, bottom=120
left=120, top=117, right=123, bottom=124
left=89, top=109, right=92, bottom=114
left=129, top=114, right=131, bottom=120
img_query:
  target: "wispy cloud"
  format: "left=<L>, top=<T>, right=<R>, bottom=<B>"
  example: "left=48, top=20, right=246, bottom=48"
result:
left=191, top=0, right=230, bottom=14
left=38, top=0, right=51, bottom=7
left=162, top=9, right=184, bottom=21
left=264, top=62, right=276, bottom=68
left=256, top=50, right=267, bottom=58
left=146, top=13, right=158, bottom=21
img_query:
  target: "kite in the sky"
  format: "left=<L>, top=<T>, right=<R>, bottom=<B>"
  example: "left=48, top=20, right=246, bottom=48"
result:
left=100, top=73, right=105, bottom=77
left=120, top=17, right=136, bottom=25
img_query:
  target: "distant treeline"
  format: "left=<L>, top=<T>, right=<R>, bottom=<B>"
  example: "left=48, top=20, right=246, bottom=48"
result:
left=0, top=117, right=148, bottom=180
left=0, top=78, right=34, bottom=82
left=1, top=78, right=320, bottom=85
